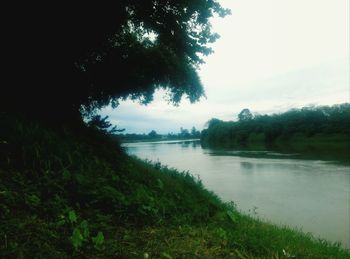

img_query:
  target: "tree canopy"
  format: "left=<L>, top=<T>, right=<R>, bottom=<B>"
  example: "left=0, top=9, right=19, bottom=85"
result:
left=5, top=1, right=229, bottom=121
left=201, top=104, right=350, bottom=146
left=238, top=109, right=253, bottom=122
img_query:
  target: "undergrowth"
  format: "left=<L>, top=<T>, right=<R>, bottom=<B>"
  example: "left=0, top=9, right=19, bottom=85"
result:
left=0, top=113, right=349, bottom=258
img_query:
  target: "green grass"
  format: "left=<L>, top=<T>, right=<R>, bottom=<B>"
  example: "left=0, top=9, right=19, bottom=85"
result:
left=0, top=113, right=349, bottom=258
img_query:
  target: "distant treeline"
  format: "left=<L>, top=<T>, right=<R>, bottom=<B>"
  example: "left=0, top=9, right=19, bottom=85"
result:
left=201, top=103, right=350, bottom=147
left=117, top=127, right=201, bottom=142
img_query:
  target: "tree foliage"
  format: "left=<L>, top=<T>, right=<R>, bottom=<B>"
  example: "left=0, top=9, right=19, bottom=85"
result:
left=148, top=130, right=159, bottom=139
left=87, top=115, right=125, bottom=134
left=201, top=104, right=350, bottom=146
left=5, top=2, right=230, bottom=121
left=116, top=126, right=200, bottom=141
left=238, top=109, right=253, bottom=122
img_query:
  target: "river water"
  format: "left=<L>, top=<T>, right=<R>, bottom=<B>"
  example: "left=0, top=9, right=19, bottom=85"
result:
left=123, top=140, right=350, bottom=248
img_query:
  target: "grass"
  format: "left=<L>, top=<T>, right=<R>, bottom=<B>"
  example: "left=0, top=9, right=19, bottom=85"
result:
left=0, top=113, right=349, bottom=258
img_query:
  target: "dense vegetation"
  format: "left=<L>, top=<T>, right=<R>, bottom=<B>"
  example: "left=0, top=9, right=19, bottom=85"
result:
left=1, top=114, right=349, bottom=258
left=117, top=127, right=201, bottom=142
left=201, top=104, right=350, bottom=149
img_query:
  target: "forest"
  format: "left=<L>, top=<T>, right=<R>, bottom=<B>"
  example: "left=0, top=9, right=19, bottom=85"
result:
left=201, top=103, right=350, bottom=148
left=117, top=127, right=201, bottom=142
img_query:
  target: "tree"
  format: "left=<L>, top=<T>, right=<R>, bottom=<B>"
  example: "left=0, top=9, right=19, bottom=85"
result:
left=87, top=115, right=125, bottom=134
left=5, top=2, right=230, bottom=122
left=205, top=118, right=223, bottom=129
left=191, top=126, right=200, bottom=138
left=238, top=109, right=253, bottom=122
left=148, top=130, right=158, bottom=139
left=180, top=127, right=190, bottom=138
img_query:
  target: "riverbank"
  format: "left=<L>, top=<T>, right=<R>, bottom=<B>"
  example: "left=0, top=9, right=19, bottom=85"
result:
left=120, top=138, right=200, bottom=144
left=201, top=104, right=350, bottom=162
left=202, top=133, right=350, bottom=163
left=1, top=114, right=349, bottom=257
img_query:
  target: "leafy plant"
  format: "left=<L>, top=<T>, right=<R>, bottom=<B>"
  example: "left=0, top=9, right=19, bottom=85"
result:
left=68, top=210, right=77, bottom=224
left=71, top=228, right=84, bottom=250
left=70, top=220, right=90, bottom=250
left=227, top=210, right=237, bottom=223
left=24, top=193, right=41, bottom=208
left=92, top=231, right=104, bottom=250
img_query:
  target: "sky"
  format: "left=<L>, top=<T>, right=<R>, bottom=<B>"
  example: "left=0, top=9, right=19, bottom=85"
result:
left=100, top=0, right=350, bottom=134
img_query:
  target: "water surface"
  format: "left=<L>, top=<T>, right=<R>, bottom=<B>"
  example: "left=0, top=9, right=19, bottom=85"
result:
left=123, top=140, right=350, bottom=248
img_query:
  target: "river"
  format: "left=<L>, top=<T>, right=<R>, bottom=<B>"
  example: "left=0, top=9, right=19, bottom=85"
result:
left=123, top=139, right=350, bottom=248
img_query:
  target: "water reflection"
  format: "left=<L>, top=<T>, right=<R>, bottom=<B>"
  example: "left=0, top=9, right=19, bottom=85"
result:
left=240, top=161, right=254, bottom=171
left=201, top=142, right=350, bottom=164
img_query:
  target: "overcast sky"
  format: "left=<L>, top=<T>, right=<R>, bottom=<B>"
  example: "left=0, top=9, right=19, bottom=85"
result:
left=101, top=0, right=350, bottom=134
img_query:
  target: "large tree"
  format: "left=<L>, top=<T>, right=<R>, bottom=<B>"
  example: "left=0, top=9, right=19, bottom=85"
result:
left=5, top=1, right=229, bottom=122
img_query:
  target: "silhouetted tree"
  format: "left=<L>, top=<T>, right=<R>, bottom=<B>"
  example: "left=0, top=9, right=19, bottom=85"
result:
left=205, top=118, right=223, bottom=128
left=88, top=115, right=125, bottom=134
left=5, top=2, right=230, bottom=123
left=191, top=126, right=200, bottom=138
left=238, top=109, right=253, bottom=122
left=148, top=130, right=158, bottom=139
left=180, top=127, right=191, bottom=138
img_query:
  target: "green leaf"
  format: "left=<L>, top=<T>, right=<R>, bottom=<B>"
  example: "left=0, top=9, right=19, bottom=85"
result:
left=75, top=174, right=85, bottom=184
left=92, top=231, right=104, bottom=250
left=216, top=227, right=227, bottom=239
left=24, top=194, right=40, bottom=207
left=68, top=210, right=77, bottom=223
left=227, top=210, right=236, bottom=223
left=157, top=178, right=164, bottom=189
left=161, top=252, right=173, bottom=259
left=71, top=228, right=84, bottom=250
left=79, top=220, right=90, bottom=238
left=56, top=219, right=66, bottom=226
left=234, top=249, right=247, bottom=259
left=62, top=169, right=71, bottom=180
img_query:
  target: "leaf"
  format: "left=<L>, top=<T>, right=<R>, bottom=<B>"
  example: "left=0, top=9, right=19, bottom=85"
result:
left=157, top=178, right=164, bottom=189
left=24, top=194, right=40, bottom=207
left=234, top=249, right=247, bottom=259
left=56, top=219, right=66, bottom=227
left=71, top=228, right=84, bottom=249
left=216, top=227, right=227, bottom=239
left=227, top=210, right=236, bottom=223
left=92, top=231, right=104, bottom=250
left=68, top=210, right=77, bottom=223
left=79, top=220, right=90, bottom=238
left=62, top=169, right=71, bottom=180
left=161, top=252, right=173, bottom=259
left=75, top=173, right=86, bottom=184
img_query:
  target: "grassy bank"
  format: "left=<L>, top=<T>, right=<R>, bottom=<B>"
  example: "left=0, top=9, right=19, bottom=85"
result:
left=0, top=114, right=349, bottom=258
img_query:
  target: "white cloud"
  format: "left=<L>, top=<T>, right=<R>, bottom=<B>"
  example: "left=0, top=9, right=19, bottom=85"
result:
left=102, top=0, right=350, bottom=134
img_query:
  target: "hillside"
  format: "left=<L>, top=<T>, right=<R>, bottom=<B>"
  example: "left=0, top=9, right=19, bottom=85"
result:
left=0, top=113, right=349, bottom=258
